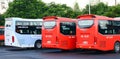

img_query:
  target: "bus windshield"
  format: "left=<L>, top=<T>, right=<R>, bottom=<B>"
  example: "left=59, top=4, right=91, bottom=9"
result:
left=0, top=28, right=4, bottom=35
left=78, top=20, right=93, bottom=28
left=16, top=21, right=42, bottom=34
left=43, top=21, right=56, bottom=29
left=60, top=22, right=76, bottom=35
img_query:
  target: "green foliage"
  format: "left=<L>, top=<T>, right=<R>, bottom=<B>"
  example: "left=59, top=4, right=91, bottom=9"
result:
left=1, top=0, right=120, bottom=26
left=104, top=4, right=120, bottom=17
left=4, top=0, right=81, bottom=19
left=82, top=2, right=109, bottom=15
left=4, top=0, right=46, bottom=18
left=0, top=15, right=5, bottom=25
left=73, top=2, right=80, bottom=12
left=82, top=2, right=120, bottom=17
left=43, top=2, right=81, bottom=18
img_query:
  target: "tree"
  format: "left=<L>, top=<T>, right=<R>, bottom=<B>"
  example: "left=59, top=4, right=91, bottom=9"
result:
left=73, top=2, right=80, bottom=12
left=0, top=15, right=5, bottom=25
left=43, top=2, right=80, bottom=18
left=4, top=0, right=47, bottom=18
left=82, top=2, right=109, bottom=15
left=104, top=4, right=120, bottom=17
left=4, top=0, right=81, bottom=19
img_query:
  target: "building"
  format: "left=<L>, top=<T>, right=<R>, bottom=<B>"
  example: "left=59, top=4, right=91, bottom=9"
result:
left=90, top=0, right=101, bottom=5
left=0, top=0, right=13, bottom=14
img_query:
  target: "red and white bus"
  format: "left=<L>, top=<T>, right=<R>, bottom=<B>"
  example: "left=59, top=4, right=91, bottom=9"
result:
left=76, top=14, right=120, bottom=53
left=0, top=26, right=4, bottom=45
left=42, top=16, right=76, bottom=50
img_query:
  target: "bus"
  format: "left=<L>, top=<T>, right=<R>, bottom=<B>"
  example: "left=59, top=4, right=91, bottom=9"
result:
left=42, top=16, right=76, bottom=50
left=0, top=26, right=4, bottom=45
left=76, top=14, right=120, bottom=53
left=5, top=17, right=42, bottom=48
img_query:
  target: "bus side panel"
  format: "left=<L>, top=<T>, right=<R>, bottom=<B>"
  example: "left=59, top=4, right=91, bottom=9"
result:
left=12, top=33, right=42, bottom=47
left=96, top=20, right=115, bottom=51
left=58, top=34, right=76, bottom=50
left=58, top=21, right=76, bottom=50
left=96, top=33, right=116, bottom=51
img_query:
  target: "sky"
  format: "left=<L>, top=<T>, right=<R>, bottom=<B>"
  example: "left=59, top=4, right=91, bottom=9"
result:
left=42, top=0, right=120, bottom=9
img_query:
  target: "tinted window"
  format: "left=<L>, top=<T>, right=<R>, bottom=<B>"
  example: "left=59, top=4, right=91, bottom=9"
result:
left=43, top=21, right=56, bottom=29
left=112, top=21, right=120, bottom=34
left=98, top=20, right=113, bottom=34
left=78, top=20, right=93, bottom=28
left=16, top=21, right=42, bottom=34
left=60, top=22, right=76, bottom=35
left=0, top=28, right=4, bottom=35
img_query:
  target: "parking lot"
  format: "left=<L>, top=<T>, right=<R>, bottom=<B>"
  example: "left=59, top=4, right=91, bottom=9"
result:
left=0, top=46, right=120, bottom=59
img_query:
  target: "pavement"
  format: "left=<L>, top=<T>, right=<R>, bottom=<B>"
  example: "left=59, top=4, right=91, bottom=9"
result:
left=0, top=46, right=120, bottom=59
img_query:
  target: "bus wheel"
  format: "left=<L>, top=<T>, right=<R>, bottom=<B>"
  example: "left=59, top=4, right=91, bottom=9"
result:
left=34, top=40, right=42, bottom=49
left=114, top=42, right=120, bottom=53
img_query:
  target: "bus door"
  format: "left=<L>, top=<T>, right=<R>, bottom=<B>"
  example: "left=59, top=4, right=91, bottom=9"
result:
left=78, top=19, right=95, bottom=45
left=59, top=21, right=76, bottom=49
left=43, top=21, right=57, bottom=45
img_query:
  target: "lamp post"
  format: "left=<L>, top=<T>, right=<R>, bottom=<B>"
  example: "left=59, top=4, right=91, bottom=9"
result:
left=89, top=0, right=91, bottom=14
left=115, top=0, right=117, bottom=5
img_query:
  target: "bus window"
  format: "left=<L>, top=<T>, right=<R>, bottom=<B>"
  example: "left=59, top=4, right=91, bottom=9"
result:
left=0, top=28, right=4, bottom=35
left=29, top=26, right=42, bottom=34
left=16, top=21, right=42, bottom=34
left=78, top=20, right=93, bottom=28
left=16, top=21, right=23, bottom=25
left=43, top=21, right=56, bottom=29
left=60, top=22, right=76, bottom=35
left=113, top=21, right=120, bottom=34
left=98, top=20, right=113, bottom=34
left=23, top=21, right=29, bottom=25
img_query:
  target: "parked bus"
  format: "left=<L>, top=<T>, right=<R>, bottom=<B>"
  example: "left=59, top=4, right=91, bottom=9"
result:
left=42, top=16, right=76, bottom=50
left=5, top=18, right=42, bottom=48
left=0, top=26, right=4, bottom=45
left=76, top=14, right=120, bottom=53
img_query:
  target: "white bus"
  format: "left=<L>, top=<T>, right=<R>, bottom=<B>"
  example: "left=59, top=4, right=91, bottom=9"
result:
left=5, top=17, right=42, bottom=48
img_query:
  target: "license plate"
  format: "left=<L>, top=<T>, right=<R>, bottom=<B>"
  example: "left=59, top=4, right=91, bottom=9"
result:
left=47, top=41, right=51, bottom=44
left=83, top=41, right=88, bottom=44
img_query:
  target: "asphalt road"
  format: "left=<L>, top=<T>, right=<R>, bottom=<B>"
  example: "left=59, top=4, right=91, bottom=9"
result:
left=0, top=46, right=120, bottom=59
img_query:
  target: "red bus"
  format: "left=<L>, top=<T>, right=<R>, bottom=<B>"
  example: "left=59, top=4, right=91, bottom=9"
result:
left=76, top=14, right=120, bottom=53
left=42, top=16, right=76, bottom=50
left=0, top=26, right=4, bottom=45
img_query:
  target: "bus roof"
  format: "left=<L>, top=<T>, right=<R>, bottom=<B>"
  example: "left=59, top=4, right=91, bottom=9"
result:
left=114, top=17, right=120, bottom=20
left=5, top=17, right=43, bottom=21
left=43, top=16, right=72, bottom=21
left=43, top=16, right=58, bottom=20
left=77, top=14, right=111, bottom=19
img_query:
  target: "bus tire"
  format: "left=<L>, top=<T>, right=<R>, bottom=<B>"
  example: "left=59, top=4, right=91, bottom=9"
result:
left=114, top=42, right=120, bottom=53
left=34, top=40, right=42, bottom=49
